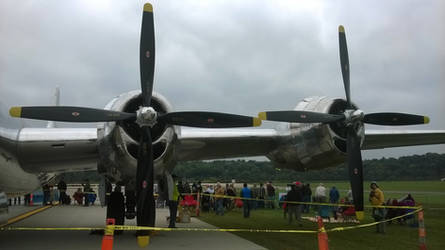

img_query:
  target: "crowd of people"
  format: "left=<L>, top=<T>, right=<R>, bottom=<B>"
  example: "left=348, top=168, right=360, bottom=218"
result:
left=171, top=180, right=416, bottom=233
left=72, top=179, right=97, bottom=206
left=172, top=180, right=345, bottom=224
left=196, top=181, right=282, bottom=216
left=9, top=176, right=417, bottom=234
left=170, top=180, right=283, bottom=220
left=9, top=178, right=97, bottom=207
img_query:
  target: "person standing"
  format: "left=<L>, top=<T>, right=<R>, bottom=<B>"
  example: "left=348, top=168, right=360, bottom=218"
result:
left=105, top=181, right=112, bottom=207
left=286, top=183, right=303, bottom=226
left=215, top=183, right=225, bottom=215
left=24, top=193, right=31, bottom=206
left=73, top=188, right=83, bottom=205
left=329, top=186, right=340, bottom=220
left=168, top=175, right=180, bottom=228
left=13, top=196, right=21, bottom=205
left=251, top=184, right=259, bottom=210
left=315, top=183, right=327, bottom=203
left=107, top=185, right=125, bottom=234
left=266, top=182, right=276, bottom=209
left=240, top=183, right=252, bottom=218
left=226, top=184, right=236, bottom=210
left=302, top=184, right=312, bottom=213
left=346, top=189, right=353, bottom=203
left=82, top=179, right=91, bottom=207
left=192, top=182, right=198, bottom=200
left=183, top=181, right=191, bottom=194
left=206, top=185, right=215, bottom=211
left=49, top=185, right=55, bottom=205
left=57, top=177, right=67, bottom=205
left=197, top=181, right=202, bottom=193
left=42, top=184, right=50, bottom=205
left=258, top=183, right=266, bottom=208
left=369, top=181, right=385, bottom=233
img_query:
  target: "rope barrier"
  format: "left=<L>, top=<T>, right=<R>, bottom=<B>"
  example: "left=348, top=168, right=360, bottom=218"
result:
left=2, top=191, right=427, bottom=250
left=0, top=207, right=422, bottom=234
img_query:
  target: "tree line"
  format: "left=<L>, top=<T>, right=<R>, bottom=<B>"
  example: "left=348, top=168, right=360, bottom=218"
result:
left=60, top=153, right=445, bottom=183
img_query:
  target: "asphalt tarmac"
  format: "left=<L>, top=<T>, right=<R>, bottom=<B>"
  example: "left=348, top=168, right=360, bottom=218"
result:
left=0, top=205, right=266, bottom=250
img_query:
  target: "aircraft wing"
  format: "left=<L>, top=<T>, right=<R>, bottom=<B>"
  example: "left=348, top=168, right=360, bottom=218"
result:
left=0, top=127, right=98, bottom=173
left=363, top=130, right=445, bottom=149
left=176, top=128, right=284, bottom=161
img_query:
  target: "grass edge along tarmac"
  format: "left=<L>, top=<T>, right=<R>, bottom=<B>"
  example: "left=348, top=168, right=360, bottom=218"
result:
left=199, top=181, right=445, bottom=250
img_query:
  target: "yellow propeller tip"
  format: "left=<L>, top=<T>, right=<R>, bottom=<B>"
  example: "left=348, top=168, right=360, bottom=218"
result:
left=258, top=112, right=267, bottom=120
left=253, top=117, right=262, bottom=127
left=338, top=25, right=345, bottom=33
left=424, top=116, right=430, bottom=124
left=9, top=107, right=22, bottom=117
left=355, top=211, right=364, bottom=220
left=144, top=3, right=153, bottom=12
left=137, top=235, right=150, bottom=247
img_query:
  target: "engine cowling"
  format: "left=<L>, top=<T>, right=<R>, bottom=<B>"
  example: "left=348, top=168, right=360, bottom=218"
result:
left=267, top=96, right=364, bottom=171
left=97, top=90, right=178, bottom=183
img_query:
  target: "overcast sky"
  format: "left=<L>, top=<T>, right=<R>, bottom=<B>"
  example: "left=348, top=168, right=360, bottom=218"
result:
left=0, top=0, right=444, bottom=159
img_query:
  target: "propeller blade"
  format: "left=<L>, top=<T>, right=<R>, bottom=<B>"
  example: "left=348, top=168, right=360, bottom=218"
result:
left=137, top=3, right=156, bottom=247
left=258, top=111, right=345, bottom=124
left=346, top=126, right=364, bottom=220
left=159, top=111, right=262, bottom=128
left=136, top=126, right=156, bottom=247
left=364, top=112, right=430, bottom=126
left=140, top=3, right=155, bottom=107
left=9, top=106, right=135, bottom=122
left=339, top=25, right=351, bottom=107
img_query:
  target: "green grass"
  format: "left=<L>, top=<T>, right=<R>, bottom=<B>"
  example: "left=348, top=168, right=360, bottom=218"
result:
left=199, top=181, right=445, bottom=250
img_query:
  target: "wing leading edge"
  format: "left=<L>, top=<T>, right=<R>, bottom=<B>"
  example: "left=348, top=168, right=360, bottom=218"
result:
left=177, top=128, right=445, bottom=161
left=176, top=128, right=284, bottom=161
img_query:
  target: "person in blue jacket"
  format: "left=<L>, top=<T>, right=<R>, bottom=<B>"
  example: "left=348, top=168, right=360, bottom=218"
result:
left=329, top=186, right=340, bottom=220
left=240, top=183, right=252, bottom=218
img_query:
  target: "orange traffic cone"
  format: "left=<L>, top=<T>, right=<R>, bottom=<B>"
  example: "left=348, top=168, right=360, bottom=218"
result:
left=101, top=218, right=115, bottom=250
left=317, top=216, right=329, bottom=250
left=418, top=210, right=426, bottom=250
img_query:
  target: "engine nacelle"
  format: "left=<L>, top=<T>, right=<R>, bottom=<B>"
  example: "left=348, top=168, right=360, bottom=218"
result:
left=267, top=96, right=364, bottom=171
left=97, top=90, right=179, bottom=183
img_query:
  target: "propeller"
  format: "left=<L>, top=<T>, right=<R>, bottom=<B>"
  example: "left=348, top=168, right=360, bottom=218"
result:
left=9, top=106, right=136, bottom=122
left=9, top=2, right=261, bottom=246
left=258, top=111, right=345, bottom=124
left=258, top=25, right=430, bottom=220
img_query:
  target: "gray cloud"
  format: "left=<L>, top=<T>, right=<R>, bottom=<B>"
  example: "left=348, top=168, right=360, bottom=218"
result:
left=1, top=0, right=444, bottom=158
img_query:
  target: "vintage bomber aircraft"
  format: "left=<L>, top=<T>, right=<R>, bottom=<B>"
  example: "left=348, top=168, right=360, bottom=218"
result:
left=1, top=2, right=445, bottom=244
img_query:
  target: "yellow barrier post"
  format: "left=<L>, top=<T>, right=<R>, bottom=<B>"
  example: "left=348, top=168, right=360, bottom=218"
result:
left=418, top=210, right=426, bottom=250
left=101, top=218, right=115, bottom=250
left=317, top=216, right=329, bottom=250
